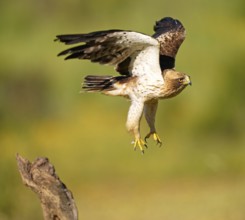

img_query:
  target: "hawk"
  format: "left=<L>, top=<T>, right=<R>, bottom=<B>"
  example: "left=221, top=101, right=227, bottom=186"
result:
left=56, top=17, right=191, bottom=153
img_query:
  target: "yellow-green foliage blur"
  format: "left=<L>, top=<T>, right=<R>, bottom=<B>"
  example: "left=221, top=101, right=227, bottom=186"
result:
left=0, top=0, right=245, bottom=219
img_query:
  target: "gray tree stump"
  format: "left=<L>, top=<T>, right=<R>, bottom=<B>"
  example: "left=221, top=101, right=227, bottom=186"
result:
left=16, top=154, right=78, bottom=220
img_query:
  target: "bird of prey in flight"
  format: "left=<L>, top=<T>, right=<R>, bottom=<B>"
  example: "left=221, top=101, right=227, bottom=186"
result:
left=56, top=17, right=191, bottom=153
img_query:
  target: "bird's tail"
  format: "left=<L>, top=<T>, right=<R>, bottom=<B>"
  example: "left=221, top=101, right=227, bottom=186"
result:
left=82, top=75, right=130, bottom=95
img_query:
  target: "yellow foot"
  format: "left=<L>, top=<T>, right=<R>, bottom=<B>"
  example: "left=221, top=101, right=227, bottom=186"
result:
left=132, top=138, right=147, bottom=154
left=144, top=132, right=162, bottom=147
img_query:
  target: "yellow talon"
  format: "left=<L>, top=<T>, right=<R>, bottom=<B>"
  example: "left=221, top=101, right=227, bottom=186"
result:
left=145, top=132, right=162, bottom=147
left=133, top=138, right=147, bottom=153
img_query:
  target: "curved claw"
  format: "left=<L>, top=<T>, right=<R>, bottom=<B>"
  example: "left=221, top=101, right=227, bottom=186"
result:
left=132, top=138, right=148, bottom=153
left=144, top=132, right=162, bottom=147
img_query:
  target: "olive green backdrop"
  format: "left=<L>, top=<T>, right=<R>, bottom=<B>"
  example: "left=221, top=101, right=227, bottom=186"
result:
left=0, top=0, right=245, bottom=219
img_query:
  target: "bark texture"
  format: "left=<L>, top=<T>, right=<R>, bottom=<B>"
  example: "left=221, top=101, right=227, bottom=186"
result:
left=16, top=154, right=78, bottom=220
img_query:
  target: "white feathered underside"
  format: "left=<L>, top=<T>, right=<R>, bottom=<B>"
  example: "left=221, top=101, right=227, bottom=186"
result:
left=115, top=32, right=163, bottom=79
left=130, top=45, right=163, bottom=80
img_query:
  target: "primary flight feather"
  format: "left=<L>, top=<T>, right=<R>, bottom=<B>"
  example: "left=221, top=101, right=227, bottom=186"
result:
left=56, top=17, right=191, bottom=153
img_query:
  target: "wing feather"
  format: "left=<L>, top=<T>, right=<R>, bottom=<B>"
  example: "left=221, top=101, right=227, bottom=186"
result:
left=153, top=17, right=185, bottom=58
left=152, top=17, right=186, bottom=70
left=56, top=30, right=161, bottom=78
left=113, top=17, right=186, bottom=74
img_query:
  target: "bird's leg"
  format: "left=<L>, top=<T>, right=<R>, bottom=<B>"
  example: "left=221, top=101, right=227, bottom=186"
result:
left=132, top=138, right=147, bottom=153
left=144, top=100, right=162, bottom=147
left=144, top=132, right=162, bottom=146
left=126, top=99, right=147, bottom=153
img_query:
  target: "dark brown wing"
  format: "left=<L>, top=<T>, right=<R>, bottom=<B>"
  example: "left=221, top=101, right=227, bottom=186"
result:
left=152, top=17, right=186, bottom=71
left=56, top=30, right=130, bottom=65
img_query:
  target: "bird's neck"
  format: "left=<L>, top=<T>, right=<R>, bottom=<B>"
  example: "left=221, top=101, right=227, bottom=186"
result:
left=160, top=84, right=187, bottom=99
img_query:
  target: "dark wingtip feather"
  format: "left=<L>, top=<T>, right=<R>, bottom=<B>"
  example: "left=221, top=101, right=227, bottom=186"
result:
left=57, top=50, right=70, bottom=57
left=57, top=45, right=87, bottom=59
left=153, top=17, right=184, bottom=37
left=64, top=53, right=81, bottom=60
left=55, top=34, right=85, bottom=45
left=55, top=30, right=123, bottom=45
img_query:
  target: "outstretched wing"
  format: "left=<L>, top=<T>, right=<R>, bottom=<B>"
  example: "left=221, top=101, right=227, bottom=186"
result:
left=56, top=30, right=161, bottom=78
left=114, top=17, right=186, bottom=74
left=152, top=17, right=186, bottom=70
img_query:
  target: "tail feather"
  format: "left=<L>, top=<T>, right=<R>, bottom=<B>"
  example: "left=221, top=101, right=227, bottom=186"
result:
left=82, top=75, right=129, bottom=92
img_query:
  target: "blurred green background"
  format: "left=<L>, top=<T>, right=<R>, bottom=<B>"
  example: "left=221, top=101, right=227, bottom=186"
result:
left=0, top=0, right=245, bottom=219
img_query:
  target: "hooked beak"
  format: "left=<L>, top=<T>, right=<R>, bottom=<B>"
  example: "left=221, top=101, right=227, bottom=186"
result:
left=183, top=75, right=192, bottom=86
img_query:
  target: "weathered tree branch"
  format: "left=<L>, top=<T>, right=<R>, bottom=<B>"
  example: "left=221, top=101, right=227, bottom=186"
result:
left=16, top=154, right=78, bottom=220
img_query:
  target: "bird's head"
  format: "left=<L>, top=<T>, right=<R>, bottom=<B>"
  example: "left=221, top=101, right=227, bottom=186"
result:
left=162, top=69, right=191, bottom=98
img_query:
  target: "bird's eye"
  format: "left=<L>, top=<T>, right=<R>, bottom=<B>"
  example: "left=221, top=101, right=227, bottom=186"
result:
left=178, top=77, right=184, bottom=83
